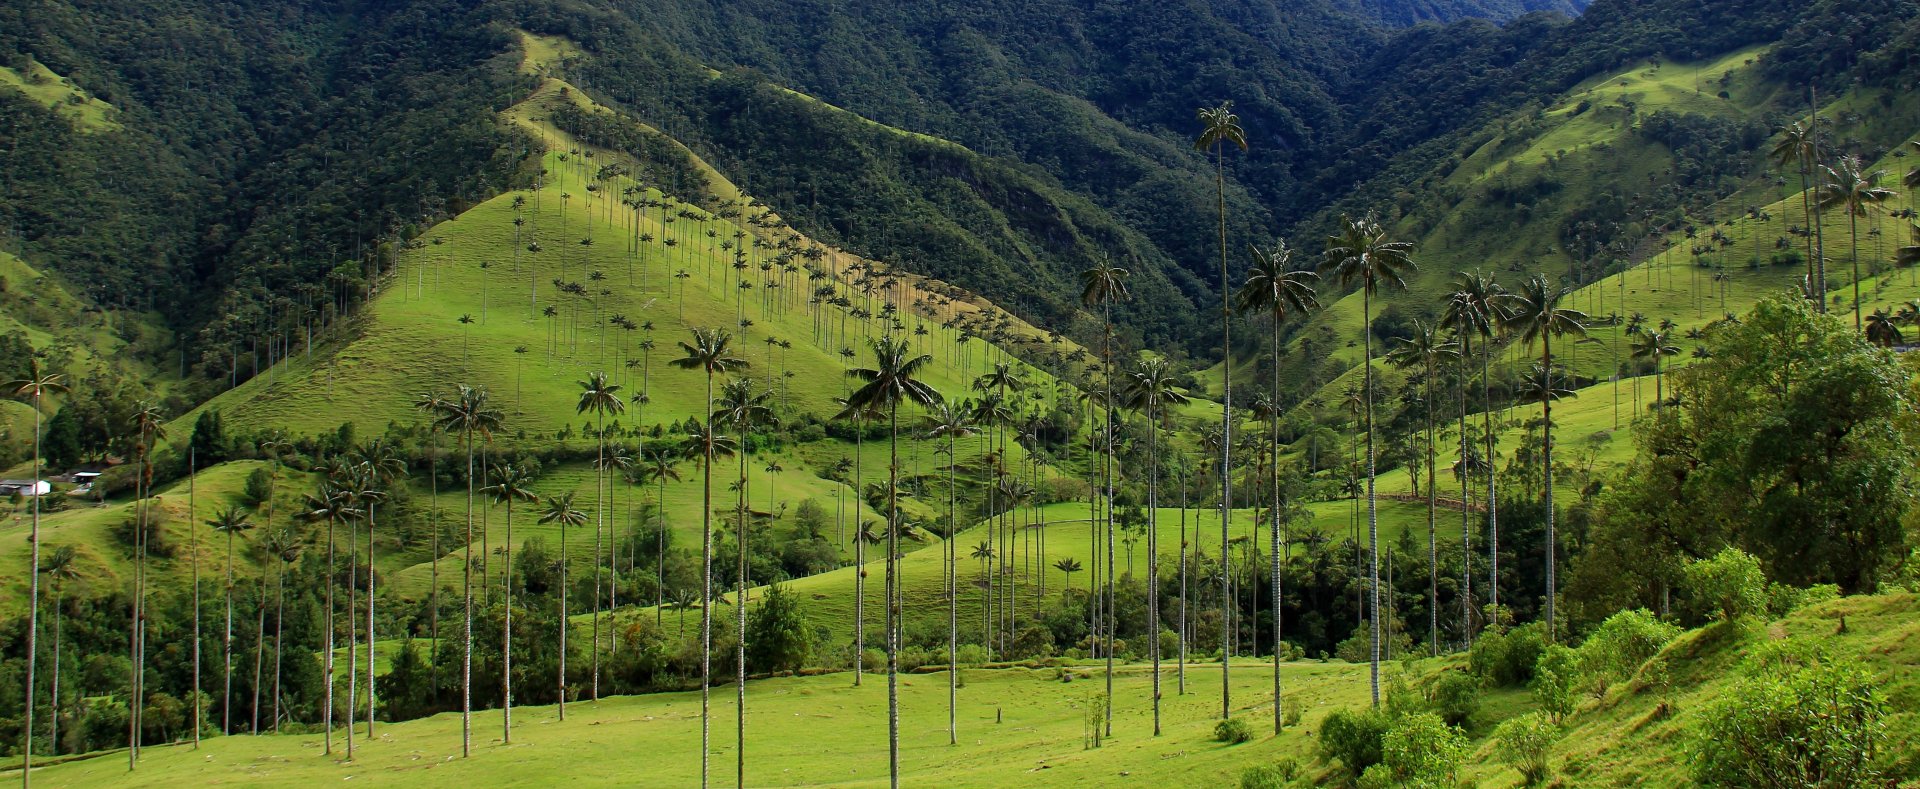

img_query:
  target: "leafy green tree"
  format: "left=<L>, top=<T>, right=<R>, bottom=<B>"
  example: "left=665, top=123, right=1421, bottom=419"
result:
left=1381, top=712, right=1467, bottom=788
left=745, top=584, right=812, bottom=675
left=1320, top=212, right=1416, bottom=705
left=1694, top=649, right=1885, bottom=788
left=1683, top=547, right=1767, bottom=622
left=1493, top=712, right=1559, bottom=786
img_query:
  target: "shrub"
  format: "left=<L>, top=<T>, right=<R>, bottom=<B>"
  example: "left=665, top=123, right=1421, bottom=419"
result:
left=1382, top=712, right=1468, bottom=787
left=1694, top=651, right=1885, bottom=787
left=1282, top=693, right=1304, bottom=728
left=1320, top=706, right=1390, bottom=776
left=1531, top=644, right=1580, bottom=723
left=1766, top=582, right=1840, bottom=617
left=1494, top=712, right=1559, bottom=786
left=1470, top=622, right=1546, bottom=687
left=1429, top=670, right=1480, bottom=728
left=1215, top=716, right=1254, bottom=744
left=1576, top=608, right=1681, bottom=698
left=1238, top=757, right=1299, bottom=789
left=1684, top=547, right=1767, bottom=622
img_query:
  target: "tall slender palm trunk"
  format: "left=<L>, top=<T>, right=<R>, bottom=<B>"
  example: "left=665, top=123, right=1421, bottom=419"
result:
left=1364, top=289, right=1381, bottom=708
left=1214, top=144, right=1234, bottom=722
left=700, top=373, right=715, bottom=789
left=22, top=392, right=45, bottom=787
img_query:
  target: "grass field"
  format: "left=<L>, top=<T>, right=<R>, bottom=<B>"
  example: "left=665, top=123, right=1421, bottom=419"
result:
left=13, top=591, right=1914, bottom=788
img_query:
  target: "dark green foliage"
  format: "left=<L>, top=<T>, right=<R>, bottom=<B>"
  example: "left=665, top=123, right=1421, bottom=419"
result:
left=1494, top=712, right=1559, bottom=786
left=1214, top=716, right=1254, bottom=744
left=1694, top=644, right=1886, bottom=788
left=1683, top=548, right=1768, bottom=622
left=1470, top=621, right=1546, bottom=687
left=1320, top=706, right=1392, bottom=776
left=746, top=583, right=813, bottom=675
left=189, top=409, right=229, bottom=464
left=243, top=466, right=274, bottom=508
left=1429, top=670, right=1480, bottom=728
left=1381, top=712, right=1467, bottom=786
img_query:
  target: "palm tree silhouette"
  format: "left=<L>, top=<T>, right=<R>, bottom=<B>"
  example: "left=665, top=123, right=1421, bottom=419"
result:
left=1820, top=155, right=1900, bottom=328
left=1121, top=357, right=1189, bottom=735
left=1077, top=257, right=1128, bottom=729
left=1053, top=557, right=1083, bottom=594
left=427, top=384, right=502, bottom=757
left=261, top=527, right=303, bottom=732
left=922, top=399, right=978, bottom=746
left=298, top=483, right=360, bottom=757
left=1234, top=238, right=1319, bottom=722
left=481, top=463, right=536, bottom=740
left=126, top=400, right=166, bottom=767
left=1866, top=308, right=1903, bottom=347
left=38, top=544, right=78, bottom=755
left=576, top=372, right=625, bottom=705
left=1498, top=274, right=1588, bottom=641
left=668, top=328, right=747, bottom=788
left=1319, top=212, right=1416, bottom=706
left=351, top=439, right=404, bottom=740
left=206, top=506, right=255, bottom=736
left=1770, top=122, right=1821, bottom=299
left=1387, top=321, right=1458, bottom=656
left=713, top=377, right=773, bottom=788
left=6, top=360, right=63, bottom=780
left=840, top=336, right=943, bottom=789
left=1194, top=101, right=1245, bottom=721
left=1443, top=271, right=1508, bottom=618
left=538, top=491, right=588, bottom=717
left=1630, top=330, right=1681, bottom=409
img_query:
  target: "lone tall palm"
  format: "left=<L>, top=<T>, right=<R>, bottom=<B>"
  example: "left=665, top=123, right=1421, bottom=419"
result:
left=1819, top=154, right=1899, bottom=329
left=1498, top=274, right=1587, bottom=641
left=1195, top=101, right=1245, bottom=720
left=480, top=463, right=536, bottom=741
left=1319, top=212, right=1416, bottom=707
left=668, top=328, right=747, bottom=789
left=1077, top=257, right=1128, bottom=731
left=7, top=361, right=64, bottom=787
left=1234, top=239, right=1318, bottom=729
left=575, top=371, right=625, bottom=713
left=428, top=384, right=502, bottom=757
left=840, top=336, right=943, bottom=789
left=922, top=400, right=978, bottom=746
left=1121, top=357, right=1189, bottom=736
left=712, top=377, right=773, bottom=789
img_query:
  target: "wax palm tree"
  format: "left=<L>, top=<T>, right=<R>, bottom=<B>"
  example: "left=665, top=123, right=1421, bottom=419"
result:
left=922, top=399, right=978, bottom=746
left=1821, top=155, right=1900, bottom=328
left=713, top=378, right=773, bottom=788
left=575, top=372, right=625, bottom=705
left=1121, top=357, right=1190, bottom=735
left=1442, top=271, right=1507, bottom=616
left=126, top=401, right=166, bottom=765
left=334, top=464, right=385, bottom=760
left=1194, top=101, right=1245, bottom=719
left=668, top=328, right=747, bottom=788
left=38, top=544, right=78, bottom=756
left=840, top=336, right=943, bottom=789
left=428, top=384, right=503, bottom=757
left=1234, top=238, right=1319, bottom=722
left=481, top=463, right=536, bottom=740
left=1865, top=308, right=1903, bottom=347
left=1077, top=256, right=1129, bottom=727
left=261, top=526, right=303, bottom=733
left=1053, top=557, right=1083, bottom=594
left=7, top=360, right=63, bottom=781
left=639, top=446, right=683, bottom=627
left=1386, top=321, right=1458, bottom=656
left=206, top=506, right=255, bottom=735
left=1630, top=330, right=1681, bottom=408
left=1497, top=274, right=1587, bottom=641
left=298, top=484, right=360, bottom=756
left=1770, top=121, right=1820, bottom=298
left=1319, top=212, right=1416, bottom=706
left=538, top=491, right=588, bottom=716
left=351, top=439, right=404, bottom=740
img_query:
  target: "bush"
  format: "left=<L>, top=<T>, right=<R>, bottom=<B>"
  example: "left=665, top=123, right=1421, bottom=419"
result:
left=1382, top=712, right=1468, bottom=787
left=1215, top=716, right=1254, bottom=744
left=1694, top=651, right=1885, bottom=788
left=1238, top=758, right=1299, bottom=789
left=1470, top=622, right=1546, bottom=686
left=1766, top=582, right=1840, bottom=617
left=1494, top=712, right=1559, bottom=786
left=1684, top=547, right=1767, bottom=621
left=1320, top=706, right=1390, bottom=776
left=1531, top=644, right=1580, bottom=723
left=1575, top=609, right=1681, bottom=699
left=1429, top=670, right=1480, bottom=728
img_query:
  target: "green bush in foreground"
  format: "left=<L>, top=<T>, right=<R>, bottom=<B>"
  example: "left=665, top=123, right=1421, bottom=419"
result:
left=1693, top=646, right=1885, bottom=788
left=1381, top=712, right=1467, bottom=788
left=1238, top=757, right=1300, bottom=788
left=1684, top=547, right=1768, bottom=622
left=1429, top=670, right=1480, bottom=728
left=1494, top=711, right=1559, bottom=786
left=1320, top=706, right=1391, bottom=777
left=1215, top=716, right=1254, bottom=744
left=1470, top=621, right=1546, bottom=687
